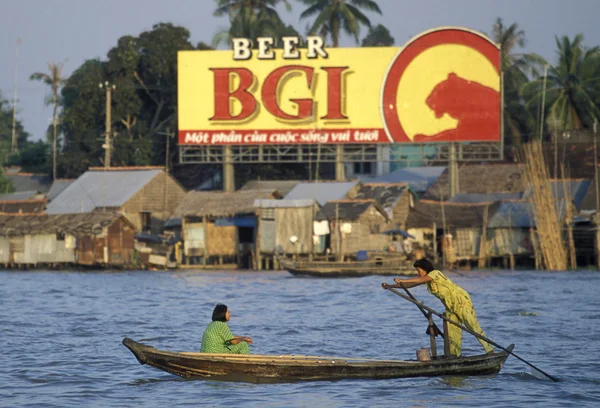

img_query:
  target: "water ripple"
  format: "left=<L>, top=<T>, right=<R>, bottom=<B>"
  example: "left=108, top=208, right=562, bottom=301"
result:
left=1, top=269, right=599, bottom=407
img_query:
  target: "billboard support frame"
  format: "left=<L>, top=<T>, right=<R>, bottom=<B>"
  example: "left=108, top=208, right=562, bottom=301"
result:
left=179, top=142, right=504, bottom=165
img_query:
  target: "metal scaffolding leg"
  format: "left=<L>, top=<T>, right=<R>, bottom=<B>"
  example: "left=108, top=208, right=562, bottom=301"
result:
left=223, top=146, right=235, bottom=192
left=335, top=144, right=345, bottom=181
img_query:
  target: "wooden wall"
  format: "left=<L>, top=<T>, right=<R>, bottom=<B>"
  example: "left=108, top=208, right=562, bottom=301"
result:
left=76, top=217, right=135, bottom=265
left=391, top=192, right=414, bottom=229
left=120, top=172, right=186, bottom=234
left=330, top=205, right=390, bottom=255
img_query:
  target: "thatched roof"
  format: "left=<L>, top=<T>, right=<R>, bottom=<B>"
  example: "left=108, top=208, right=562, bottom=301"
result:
left=316, top=200, right=389, bottom=222
left=173, top=190, right=281, bottom=218
left=0, top=198, right=47, bottom=214
left=355, top=183, right=414, bottom=211
left=406, top=199, right=501, bottom=229
left=0, top=212, right=130, bottom=236
left=423, top=163, right=525, bottom=200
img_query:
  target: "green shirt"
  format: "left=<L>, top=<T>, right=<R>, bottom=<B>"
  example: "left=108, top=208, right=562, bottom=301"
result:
left=200, top=320, right=251, bottom=354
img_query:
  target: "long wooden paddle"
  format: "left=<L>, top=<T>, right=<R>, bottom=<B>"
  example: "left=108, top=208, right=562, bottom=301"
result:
left=384, top=286, right=559, bottom=382
left=387, top=284, right=443, bottom=338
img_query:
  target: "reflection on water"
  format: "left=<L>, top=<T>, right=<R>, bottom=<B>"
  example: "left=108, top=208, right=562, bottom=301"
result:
left=1, top=270, right=600, bottom=407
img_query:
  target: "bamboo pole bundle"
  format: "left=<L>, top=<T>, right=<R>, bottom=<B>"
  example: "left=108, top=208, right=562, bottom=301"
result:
left=561, top=167, right=577, bottom=270
left=521, top=142, right=567, bottom=270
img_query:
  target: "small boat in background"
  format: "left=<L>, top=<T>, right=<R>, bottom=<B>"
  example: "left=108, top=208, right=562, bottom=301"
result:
left=278, top=251, right=415, bottom=277
left=122, top=338, right=512, bottom=382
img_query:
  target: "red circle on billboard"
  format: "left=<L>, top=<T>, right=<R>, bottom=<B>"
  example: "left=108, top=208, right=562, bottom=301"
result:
left=382, top=28, right=501, bottom=143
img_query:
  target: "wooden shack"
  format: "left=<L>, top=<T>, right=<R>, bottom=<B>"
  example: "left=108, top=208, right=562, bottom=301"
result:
left=317, top=200, right=391, bottom=257
left=254, top=199, right=320, bottom=268
left=406, top=200, right=501, bottom=266
left=354, top=183, right=416, bottom=228
left=170, top=190, right=281, bottom=268
left=0, top=212, right=135, bottom=267
left=46, top=167, right=186, bottom=235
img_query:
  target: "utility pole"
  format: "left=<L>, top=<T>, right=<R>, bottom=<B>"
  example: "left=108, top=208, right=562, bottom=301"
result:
left=99, top=81, right=115, bottom=168
left=11, top=39, right=21, bottom=153
left=159, top=128, right=175, bottom=212
left=594, top=120, right=599, bottom=212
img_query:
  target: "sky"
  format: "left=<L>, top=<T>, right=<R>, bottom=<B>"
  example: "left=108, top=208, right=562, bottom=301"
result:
left=0, top=0, right=598, bottom=142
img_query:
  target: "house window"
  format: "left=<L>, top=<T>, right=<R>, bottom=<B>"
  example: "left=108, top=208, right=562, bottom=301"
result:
left=140, top=212, right=152, bottom=233
left=261, top=208, right=275, bottom=220
left=353, top=162, right=373, bottom=175
left=370, top=224, right=381, bottom=234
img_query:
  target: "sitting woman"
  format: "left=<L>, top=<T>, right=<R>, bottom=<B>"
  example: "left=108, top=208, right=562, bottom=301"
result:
left=200, top=303, right=253, bottom=354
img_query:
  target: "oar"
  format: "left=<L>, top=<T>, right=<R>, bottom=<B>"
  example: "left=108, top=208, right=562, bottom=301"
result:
left=385, top=283, right=443, bottom=338
left=384, top=286, right=559, bottom=382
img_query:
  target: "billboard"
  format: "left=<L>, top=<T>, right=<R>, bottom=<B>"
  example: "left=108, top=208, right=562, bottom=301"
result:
left=178, top=27, right=501, bottom=146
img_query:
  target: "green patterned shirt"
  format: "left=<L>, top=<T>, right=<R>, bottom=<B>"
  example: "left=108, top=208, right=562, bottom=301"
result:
left=200, top=321, right=250, bottom=354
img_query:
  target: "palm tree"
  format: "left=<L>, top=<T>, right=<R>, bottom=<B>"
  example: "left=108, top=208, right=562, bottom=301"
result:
left=30, top=61, right=66, bottom=180
left=491, top=18, right=545, bottom=145
left=300, top=0, right=382, bottom=47
left=213, top=0, right=291, bottom=47
left=524, top=34, right=600, bottom=134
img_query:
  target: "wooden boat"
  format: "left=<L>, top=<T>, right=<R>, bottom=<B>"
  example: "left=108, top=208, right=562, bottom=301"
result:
left=278, top=252, right=415, bottom=277
left=122, top=337, right=512, bottom=382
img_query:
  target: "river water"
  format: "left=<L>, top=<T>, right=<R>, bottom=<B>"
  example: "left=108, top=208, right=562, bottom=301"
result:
left=1, top=269, right=599, bottom=407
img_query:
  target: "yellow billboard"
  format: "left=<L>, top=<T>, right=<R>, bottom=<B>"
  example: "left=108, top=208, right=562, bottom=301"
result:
left=178, top=28, right=500, bottom=145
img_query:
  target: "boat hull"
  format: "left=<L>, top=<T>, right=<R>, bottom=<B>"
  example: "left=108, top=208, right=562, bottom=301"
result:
left=279, top=255, right=415, bottom=278
left=122, top=338, right=510, bottom=382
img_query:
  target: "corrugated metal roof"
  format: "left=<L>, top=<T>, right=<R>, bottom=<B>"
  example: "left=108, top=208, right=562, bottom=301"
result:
left=487, top=201, right=535, bottom=228
left=522, top=179, right=591, bottom=210
left=241, top=180, right=302, bottom=196
left=6, top=174, right=52, bottom=193
left=254, top=199, right=316, bottom=208
left=367, top=166, right=446, bottom=192
left=285, top=181, right=358, bottom=205
left=46, top=170, right=161, bottom=214
left=47, top=180, right=75, bottom=201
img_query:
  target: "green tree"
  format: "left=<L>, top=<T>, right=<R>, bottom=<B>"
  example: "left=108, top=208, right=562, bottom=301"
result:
left=524, top=34, right=600, bottom=134
left=361, top=23, right=394, bottom=46
left=300, top=0, right=382, bottom=47
left=58, top=23, right=199, bottom=178
left=8, top=141, right=49, bottom=174
left=30, top=61, right=67, bottom=180
left=58, top=59, right=106, bottom=177
left=0, top=90, right=30, bottom=168
left=491, top=18, right=545, bottom=145
left=213, top=0, right=292, bottom=47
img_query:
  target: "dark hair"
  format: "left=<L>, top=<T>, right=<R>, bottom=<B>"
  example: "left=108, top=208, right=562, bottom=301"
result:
left=212, top=304, right=228, bottom=322
left=413, top=259, right=435, bottom=273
